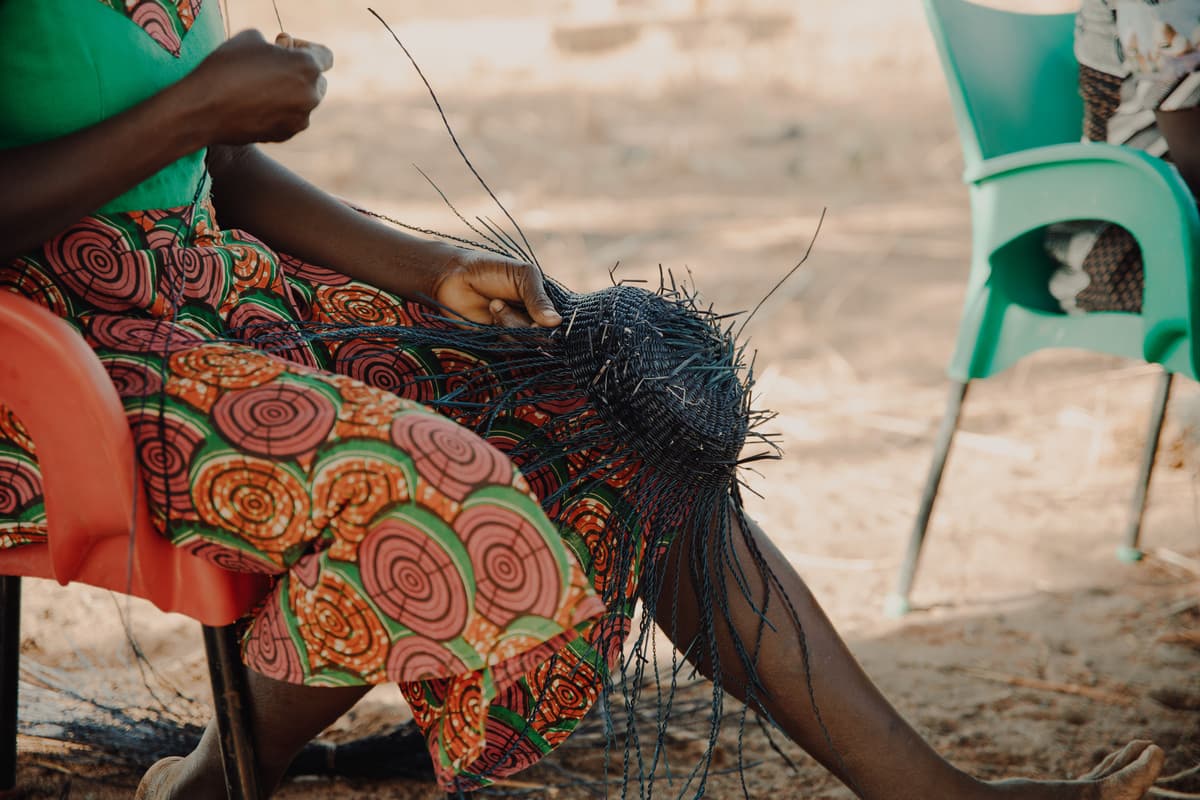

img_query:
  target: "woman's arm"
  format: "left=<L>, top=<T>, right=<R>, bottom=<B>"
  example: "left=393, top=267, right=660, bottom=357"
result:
left=0, top=30, right=330, bottom=262
left=207, top=143, right=561, bottom=327
left=0, top=83, right=207, bottom=259
left=207, top=143, right=449, bottom=298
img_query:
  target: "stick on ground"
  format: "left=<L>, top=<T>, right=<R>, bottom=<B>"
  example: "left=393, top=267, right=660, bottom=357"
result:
left=956, top=667, right=1135, bottom=707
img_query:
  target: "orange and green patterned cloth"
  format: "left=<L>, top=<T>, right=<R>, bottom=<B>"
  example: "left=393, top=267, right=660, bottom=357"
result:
left=0, top=0, right=652, bottom=790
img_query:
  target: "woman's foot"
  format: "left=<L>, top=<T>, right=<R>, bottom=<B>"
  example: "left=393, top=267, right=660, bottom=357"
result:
left=987, top=740, right=1165, bottom=800
left=1078, top=740, right=1166, bottom=799
left=133, top=673, right=371, bottom=800
left=134, top=757, right=184, bottom=800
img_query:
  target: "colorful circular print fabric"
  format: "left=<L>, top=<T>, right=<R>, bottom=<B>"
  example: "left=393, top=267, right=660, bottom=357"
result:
left=0, top=199, right=654, bottom=791
left=93, top=0, right=204, bottom=57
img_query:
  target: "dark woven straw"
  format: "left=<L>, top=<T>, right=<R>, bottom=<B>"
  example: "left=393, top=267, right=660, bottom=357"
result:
left=550, top=282, right=751, bottom=491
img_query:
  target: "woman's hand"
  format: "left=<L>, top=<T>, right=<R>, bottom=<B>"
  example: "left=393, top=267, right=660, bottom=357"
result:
left=0, top=29, right=334, bottom=259
left=431, top=248, right=562, bottom=328
left=182, top=30, right=333, bottom=145
left=199, top=148, right=557, bottom=316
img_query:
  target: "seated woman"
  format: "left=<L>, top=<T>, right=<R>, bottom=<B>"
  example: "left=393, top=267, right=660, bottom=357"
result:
left=0, top=3, right=1167, bottom=799
left=1048, top=0, right=1200, bottom=313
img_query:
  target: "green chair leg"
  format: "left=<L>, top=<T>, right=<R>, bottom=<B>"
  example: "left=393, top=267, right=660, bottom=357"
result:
left=1118, top=370, right=1174, bottom=563
left=886, top=381, right=970, bottom=617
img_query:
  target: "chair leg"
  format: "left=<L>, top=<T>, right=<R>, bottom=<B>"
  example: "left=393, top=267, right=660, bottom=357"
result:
left=0, top=576, right=18, bottom=792
left=885, top=381, right=970, bottom=617
left=1119, top=370, right=1174, bottom=563
left=203, top=624, right=261, bottom=800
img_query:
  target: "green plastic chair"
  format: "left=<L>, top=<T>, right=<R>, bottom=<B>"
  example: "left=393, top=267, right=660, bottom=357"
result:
left=886, top=0, right=1200, bottom=616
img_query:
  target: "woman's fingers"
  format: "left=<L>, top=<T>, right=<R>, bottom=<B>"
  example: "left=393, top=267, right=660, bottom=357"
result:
left=275, top=33, right=335, bottom=72
left=455, top=259, right=561, bottom=327
left=518, top=274, right=562, bottom=327
left=275, top=34, right=331, bottom=102
left=435, top=250, right=561, bottom=328
left=490, top=299, right=534, bottom=329
left=296, top=40, right=335, bottom=72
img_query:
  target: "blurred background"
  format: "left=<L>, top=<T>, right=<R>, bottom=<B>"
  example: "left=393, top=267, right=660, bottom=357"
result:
left=18, top=1, right=1200, bottom=797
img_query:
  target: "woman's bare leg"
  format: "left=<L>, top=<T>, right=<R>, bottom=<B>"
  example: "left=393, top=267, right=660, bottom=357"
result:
left=140, top=671, right=369, bottom=800
left=652, top=514, right=1164, bottom=800
left=143, top=512, right=1164, bottom=800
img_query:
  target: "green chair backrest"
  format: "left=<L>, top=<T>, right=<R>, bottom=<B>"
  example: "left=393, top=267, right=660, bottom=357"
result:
left=925, top=0, right=1083, bottom=167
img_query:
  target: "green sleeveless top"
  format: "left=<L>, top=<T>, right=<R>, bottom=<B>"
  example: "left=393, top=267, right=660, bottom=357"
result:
left=0, top=0, right=225, bottom=214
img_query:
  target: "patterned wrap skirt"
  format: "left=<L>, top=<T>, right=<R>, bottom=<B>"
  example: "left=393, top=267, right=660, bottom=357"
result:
left=0, top=199, right=652, bottom=791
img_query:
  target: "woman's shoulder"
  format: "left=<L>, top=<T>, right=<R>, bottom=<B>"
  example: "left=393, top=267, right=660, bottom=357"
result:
left=0, top=0, right=224, bottom=215
left=0, top=0, right=224, bottom=151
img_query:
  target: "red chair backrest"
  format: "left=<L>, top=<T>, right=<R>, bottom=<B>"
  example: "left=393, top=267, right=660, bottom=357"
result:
left=0, top=292, right=267, bottom=625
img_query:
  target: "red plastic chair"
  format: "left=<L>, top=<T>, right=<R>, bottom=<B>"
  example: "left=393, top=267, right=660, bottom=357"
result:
left=0, top=291, right=271, bottom=799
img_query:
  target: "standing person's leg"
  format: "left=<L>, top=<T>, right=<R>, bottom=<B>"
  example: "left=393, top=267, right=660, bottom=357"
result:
left=653, top=515, right=1164, bottom=800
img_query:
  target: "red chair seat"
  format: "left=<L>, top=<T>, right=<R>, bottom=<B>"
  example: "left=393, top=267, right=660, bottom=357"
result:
left=0, top=290, right=267, bottom=624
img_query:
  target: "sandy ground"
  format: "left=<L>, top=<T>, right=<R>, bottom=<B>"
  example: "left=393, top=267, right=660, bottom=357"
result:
left=11, top=0, right=1200, bottom=797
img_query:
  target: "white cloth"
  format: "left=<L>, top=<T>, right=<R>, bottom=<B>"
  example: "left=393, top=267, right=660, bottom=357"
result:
left=1076, top=0, right=1200, bottom=150
left=1047, top=0, right=1200, bottom=314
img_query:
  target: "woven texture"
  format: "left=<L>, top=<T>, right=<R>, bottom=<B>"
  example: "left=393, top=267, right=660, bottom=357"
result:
left=1080, top=62, right=1124, bottom=144
left=551, top=283, right=751, bottom=491
left=1076, top=222, right=1145, bottom=313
